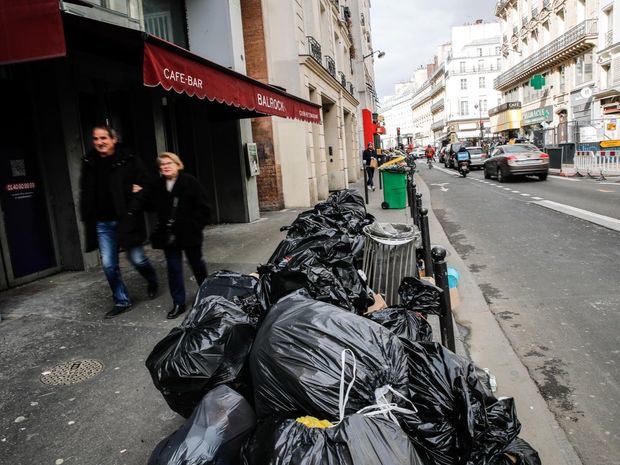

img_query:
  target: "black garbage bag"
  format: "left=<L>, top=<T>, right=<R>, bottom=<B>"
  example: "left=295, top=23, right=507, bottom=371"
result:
left=400, top=342, right=520, bottom=465
left=196, top=271, right=263, bottom=323
left=251, top=291, right=409, bottom=420
left=398, top=277, right=443, bottom=315
left=258, top=235, right=372, bottom=314
left=367, top=307, right=433, bottom=343
left=488, top=438, right=541, bottom=465
left=146, top=296, right=256, bottom=417
left=148, top=385, right=256, bottom=465
left=242, top=414, right=426, bottom=465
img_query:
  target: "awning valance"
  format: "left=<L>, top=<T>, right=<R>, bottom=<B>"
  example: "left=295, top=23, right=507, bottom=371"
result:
left=143, top=37, right=321, bottom=124
left=0, top=0, right=66, bottom=65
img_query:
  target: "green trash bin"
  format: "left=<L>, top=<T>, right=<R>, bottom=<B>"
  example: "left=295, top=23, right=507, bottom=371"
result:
left=380, top=168, right=407, bottom=209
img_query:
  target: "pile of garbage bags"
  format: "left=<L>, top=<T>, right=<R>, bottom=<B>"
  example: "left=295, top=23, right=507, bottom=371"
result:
left=144, top=189, right=541, bottom=465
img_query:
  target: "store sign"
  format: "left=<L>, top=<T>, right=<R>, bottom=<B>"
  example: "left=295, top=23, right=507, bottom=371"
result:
left=522, top=105, right=553, bottom=126
left=143, top=41, right=321, bottom=124
left=488, top=101, right=521, bottom=117
left=601, top=140, right=620, bottom=148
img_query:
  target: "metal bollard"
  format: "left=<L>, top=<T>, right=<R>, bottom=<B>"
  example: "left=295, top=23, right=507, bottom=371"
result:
left=415, top=193, right=423, bottom=227
left=408, top=182, right=417, bottom=226
left=432, top=246, right=456, bottom=352
left=379, top=168, right=383, bottom=190
left=420, top=208, right=433, bottom=278
left=363, top=165, right=369, bottom=205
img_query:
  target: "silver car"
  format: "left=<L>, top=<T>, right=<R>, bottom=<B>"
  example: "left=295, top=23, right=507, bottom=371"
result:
left=466, top=146, right=487, bottom=169
left=483, top=144, right=550, bottom=182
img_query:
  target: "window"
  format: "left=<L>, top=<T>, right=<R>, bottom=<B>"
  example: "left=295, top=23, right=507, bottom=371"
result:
left=478, top=59, right=484, bottom=71
left=460, top=100, right=469, bottom=115
left=495, top=46, right=500, bottom=55
left=479, top=77, right=486, bottom=88
left=143, top=0, right=188, bottom=47
left=575, top=52, right=593, bottom=85
left=481, top=99, right=488, bottom=112
left=559, top=65, right=566, bottom=93
left=497, top=58, right=502, bottom=70
left=460, top=79, right=467, bottom=90
left=477, top=48, right=483, bottom=57
left=459, top=61, right=466, bottom=72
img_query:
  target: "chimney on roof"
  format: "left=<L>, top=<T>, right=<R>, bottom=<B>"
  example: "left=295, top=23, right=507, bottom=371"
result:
left=475, top=19, right=483, bottom=24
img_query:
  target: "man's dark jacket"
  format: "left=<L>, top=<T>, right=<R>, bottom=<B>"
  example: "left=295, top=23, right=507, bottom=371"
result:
left=147, top=172, right=210, bottom=248
left=80, top=146, right=150, bottom=252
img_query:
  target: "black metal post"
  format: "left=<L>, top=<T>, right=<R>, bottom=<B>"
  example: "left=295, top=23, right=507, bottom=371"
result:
left=408, top=181, right=417, bottom=226
left=415, top=193, right=423, bottom=228
left=432, top=246, right=456, bottom=352
left=363, top=164, right=369, bottom=205
left=379, top=168, right=383, bottom=190
left=420, top=208, right=433, bottom=278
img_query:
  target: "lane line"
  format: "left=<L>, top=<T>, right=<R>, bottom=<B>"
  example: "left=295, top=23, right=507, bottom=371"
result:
left=511, top=190, right=520, bottom=193
left=520, top=193, right=531, bottom=197
left=503, top=188, right=512, bottom=191
left=531, top=200, right=620, bottom=232
left=532, top=196, right=544, bottom=200
left=549, top=176, right=580, bottom=182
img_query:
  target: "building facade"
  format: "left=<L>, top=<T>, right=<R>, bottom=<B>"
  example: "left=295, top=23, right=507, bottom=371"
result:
left=0, top=0, right=321, bottom=289
left=494, top=0, right=600, bottom=147
left=380, top=80, right=417, bottom=148
left=242, top=0, right=364, bottom=209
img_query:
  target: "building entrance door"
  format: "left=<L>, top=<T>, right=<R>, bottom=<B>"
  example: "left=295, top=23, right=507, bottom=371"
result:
left=0, top=81, right=58, bottom=288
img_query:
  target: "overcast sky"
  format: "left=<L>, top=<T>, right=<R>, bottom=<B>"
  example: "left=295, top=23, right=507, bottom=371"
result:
left=370, top=0, right=497, bottom=99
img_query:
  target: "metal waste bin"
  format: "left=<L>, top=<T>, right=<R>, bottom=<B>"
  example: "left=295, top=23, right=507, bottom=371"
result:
left=362, top=222, right=422, bottom=306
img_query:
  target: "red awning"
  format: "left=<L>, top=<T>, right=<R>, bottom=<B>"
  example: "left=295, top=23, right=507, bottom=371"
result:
left=143, top=37, right=321, bottom=124
left=0, top=0, right=66, bottom=65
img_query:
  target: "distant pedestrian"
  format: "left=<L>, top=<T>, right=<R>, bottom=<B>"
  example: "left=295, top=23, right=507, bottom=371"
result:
left=363, top=142, right=378, bottom=191
left=80, top=125, right=158, bottom=319
left=148, top=152, right=210, bottom=319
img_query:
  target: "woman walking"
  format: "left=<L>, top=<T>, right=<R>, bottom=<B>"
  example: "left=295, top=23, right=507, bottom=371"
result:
left=149, top=152, right=210, bottom=319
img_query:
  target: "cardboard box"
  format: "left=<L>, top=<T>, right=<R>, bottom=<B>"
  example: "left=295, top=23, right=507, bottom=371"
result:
left=365, top=292, right=388, bottom=314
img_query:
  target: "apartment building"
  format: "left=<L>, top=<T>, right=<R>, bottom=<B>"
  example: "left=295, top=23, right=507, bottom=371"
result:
left=494, top=0, right=599, bottom=146
left=411, top=21, right=501, bottom=147
left=381, top=80, right=417, bottom=148
left=242, top=0, right=363, bottom=208
left=595, top=0, right=620, bottom=141
left=0, top=0, right=321, bottom=289
left=444, top=23, right=502, bottom=142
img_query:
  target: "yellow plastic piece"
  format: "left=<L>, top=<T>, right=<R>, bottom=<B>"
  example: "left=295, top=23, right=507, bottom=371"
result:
left=379, top=156, right=405, bottom=168
left=296, top=416, right=333, bottom=429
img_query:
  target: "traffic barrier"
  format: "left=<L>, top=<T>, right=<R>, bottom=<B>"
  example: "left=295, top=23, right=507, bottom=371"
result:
left=575, top=151, right=620, bottom=179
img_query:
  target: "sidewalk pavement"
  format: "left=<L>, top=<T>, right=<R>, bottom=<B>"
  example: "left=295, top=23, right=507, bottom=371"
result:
left=0, top=174, right=580, bottom=465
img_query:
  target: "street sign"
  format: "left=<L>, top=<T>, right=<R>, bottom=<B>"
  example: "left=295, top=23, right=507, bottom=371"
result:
left=530, top=74, right=545, bottom=90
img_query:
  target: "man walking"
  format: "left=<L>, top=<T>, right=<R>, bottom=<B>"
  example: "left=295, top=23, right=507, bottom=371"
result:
left=80, top=126, right=158, bottom=318
left=362, top=142, right=377, bottom=191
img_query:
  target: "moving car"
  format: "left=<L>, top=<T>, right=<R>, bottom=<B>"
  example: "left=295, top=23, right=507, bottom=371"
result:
left=483, top=144, right=549, bottom=182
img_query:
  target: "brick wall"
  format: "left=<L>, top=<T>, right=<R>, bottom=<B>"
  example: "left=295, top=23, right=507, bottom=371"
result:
left=241, top=0, right=284, bottom=210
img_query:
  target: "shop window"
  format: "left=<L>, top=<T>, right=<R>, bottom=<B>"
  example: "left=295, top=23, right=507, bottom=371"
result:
left=142, top=0, right=188, bottom=47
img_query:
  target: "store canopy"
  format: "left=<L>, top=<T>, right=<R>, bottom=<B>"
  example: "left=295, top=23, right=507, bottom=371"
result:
left=0, top=0, right=66, bottom=65
left=143, top=36, right=322, bottom=124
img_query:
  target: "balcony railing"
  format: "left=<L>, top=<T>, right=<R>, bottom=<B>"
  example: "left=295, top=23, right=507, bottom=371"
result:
left=522, top=16, right=528, bottom=27
left=307, top=36, right=322, bottom=63
left=348, top=81, right=355, bottom=95
left=431, top=98, right=444, bottom=113
left=513, top=26, right=519, bottom=35
left=606, top=30, right=613, bottom=48
left=325, top=55, right=336, bottom=77
left=494, top=19, right=597, bottom=89
left=431, top=119, right=445, bottom=131
left=543, top=0, right=550, bottom=8
left=430, top=80, right=445, bottom=97
left=531, top=7, right=538, bottom=18
left=338, top=71, right=347, bottom=88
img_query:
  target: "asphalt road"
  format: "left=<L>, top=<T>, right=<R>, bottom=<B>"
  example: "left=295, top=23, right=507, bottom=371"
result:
left=418, top=165, right=620, bottom=465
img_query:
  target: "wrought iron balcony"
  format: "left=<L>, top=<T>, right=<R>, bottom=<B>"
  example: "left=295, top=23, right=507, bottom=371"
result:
left=513, top=26, right=519, bottom=35
left=348, top=81, right=355, bottom=95
left=522, top=16, right=528, bottom=27
left=338, top=71, right=347, bottom=88
left=543, top=0, right=550, bottom=8
left=531, top=7, right=538, bottom=18
left=325, top=55, right=336, bottom=77
left=431, top=119, right=445, bottom=131
left=431, top=98, right=444, bottom=113
left=307, top=36, right=322, bottom=63
left=606, top=30, right=613, bottom=48
left=494, top=19, right=597, bottom=90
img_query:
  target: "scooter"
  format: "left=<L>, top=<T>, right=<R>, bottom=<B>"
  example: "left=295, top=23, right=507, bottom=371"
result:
left=456, top=149, right=470, bottom=177
left=458, top=160, right=469, bottom=177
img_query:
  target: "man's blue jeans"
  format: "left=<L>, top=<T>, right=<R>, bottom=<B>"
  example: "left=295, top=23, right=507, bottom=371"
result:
left=96, top=221, right=157, bottom=306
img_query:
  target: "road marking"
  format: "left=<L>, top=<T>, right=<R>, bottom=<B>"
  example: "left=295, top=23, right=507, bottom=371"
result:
left=520, top=193, right=531, bottom=197
left=597, top=182, right=620, bottom=185
left=503, top=188, right=512, bottom=191
left=531, top=200, right=620, bottom=232
left=430, top=183, right=450, bottom=192
left=511, top=190, right=520, bottom=193
left=597, top=189, right=616, bottom=193
left=532, top=196, right=544, bottom=200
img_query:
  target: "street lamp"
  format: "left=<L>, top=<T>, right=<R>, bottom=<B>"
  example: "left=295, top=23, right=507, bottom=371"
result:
left=474, top=101, right=484, bottom=142
left=363, top=50, right=386, bottom=60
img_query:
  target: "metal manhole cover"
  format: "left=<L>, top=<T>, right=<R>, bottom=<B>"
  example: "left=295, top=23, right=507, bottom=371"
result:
left=40, top=359, right=104, bottom=386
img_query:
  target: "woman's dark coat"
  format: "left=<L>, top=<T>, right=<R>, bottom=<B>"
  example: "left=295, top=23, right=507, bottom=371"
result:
left=80, top=146, right=149, bottom=252
left=148, top=172, right=210, bottom=248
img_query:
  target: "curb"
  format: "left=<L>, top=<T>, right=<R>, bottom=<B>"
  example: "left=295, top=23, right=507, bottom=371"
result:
left=414, top=174, right=583, bottom=465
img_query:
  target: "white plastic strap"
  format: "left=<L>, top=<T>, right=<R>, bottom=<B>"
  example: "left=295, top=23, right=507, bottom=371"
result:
left=338, top=349, right=357, bottom=422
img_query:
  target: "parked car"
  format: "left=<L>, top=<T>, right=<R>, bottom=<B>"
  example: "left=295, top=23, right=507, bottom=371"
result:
left=483, top=144, right=549, bottom=182
left=438, top=146, right=447, bottom=164
left=444, top=142, right=464, bottom=168
left=467, top=146, right=488, bottom=169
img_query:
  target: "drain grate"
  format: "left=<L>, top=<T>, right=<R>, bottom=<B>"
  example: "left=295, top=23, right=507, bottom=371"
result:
left=40, top=359, right=104, bottom=386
